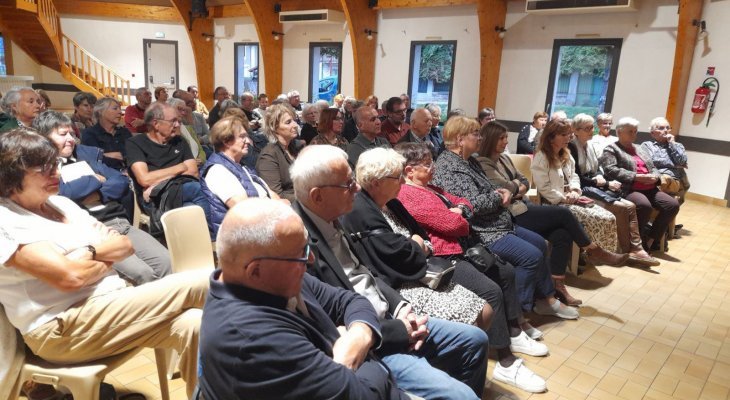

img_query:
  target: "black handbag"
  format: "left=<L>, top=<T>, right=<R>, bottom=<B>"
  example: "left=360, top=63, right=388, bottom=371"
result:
left=349, top=228, right=455, bottom=290
left=581, top=186, right=621, bottom=203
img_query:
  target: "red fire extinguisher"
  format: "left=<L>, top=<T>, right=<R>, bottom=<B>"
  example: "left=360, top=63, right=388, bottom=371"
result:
left=691, top=85, right=711, bottom=113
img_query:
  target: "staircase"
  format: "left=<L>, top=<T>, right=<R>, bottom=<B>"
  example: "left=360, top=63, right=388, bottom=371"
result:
left=0, top=0, right=132, bottom=105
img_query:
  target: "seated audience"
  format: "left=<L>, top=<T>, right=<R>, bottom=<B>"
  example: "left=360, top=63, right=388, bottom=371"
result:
left=290, top=145, right=489, bottom=399
left=342, top=100, right=363, bottom=142
left=200, top=198, right=410, bottom=399
left=35, top=111, right=172, bottom=284
left=589, top=112, right=617, bottom=156
left=569, top=114, right=659, bottom=266
left=154, top=86, right=169, bottom=102
left=532, top=119, right=623, bottom=255
left=0, top=129, right=207, bottom=398
left=187, top=85, right=209, bottom=119
left=69, top=92, right=97, bottom=138
left=347, top=106, right=391, bottom=169
left=366, top=94, right=383, bottom=117
left=400, top=93, right=414, bottom=123
left=173, top=89, right=209, bottom=145
left=256, top=104, right=299, bottom=202
left=124, top=87, right=152, bottom=135
left=35, top=89, right=51, bottom=112
left=478, top=108, right=496, bottom=126
left=201, top=117, right=279, bottom=237
left=300, top=103, right=320, bottom=144
left=432, top=116, right=578, bottom=319
left=288, top=90, right=302, bottom=112
left=253, top=93, right=268, bottom=121
left=310, top=107, right=349, bottom=149
left=517, top=112, right=548, bottom=155
left=478, top=122, right=628, bottom=305
left=0, top=87, right=41, bottom=133
left=167, top=98, right=206, bottom=166
left=125, top=102, right=211, bottom=235
left=599, top=117, right=680, bottom=251
left=81, top=97, right=132, bottom=172
left=397, top=108, right=439, bottom=159
left=395, top=143, right=549, bottom=392
left=208, top=86, right=231, bottom=128
left=333, top=93, right=345, bottom=110
left=424, top=103, right=445, bottom=156
left=641, top=117, right=690, bottom=205
left=239, top=91, right=262, bottom=131
left=379, top=97, right=410, bottom=145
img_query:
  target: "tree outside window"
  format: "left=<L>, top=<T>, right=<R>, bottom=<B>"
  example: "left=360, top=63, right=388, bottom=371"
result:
left=408, top=41, right=457, bottom=123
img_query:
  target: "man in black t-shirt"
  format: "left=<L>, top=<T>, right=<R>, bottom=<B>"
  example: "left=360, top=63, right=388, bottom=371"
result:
left=126, top=102, right=212, bottom=236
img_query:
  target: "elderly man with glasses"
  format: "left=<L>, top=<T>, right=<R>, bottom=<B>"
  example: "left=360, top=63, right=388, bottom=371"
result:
left=200, top=198, right=411, bottom=400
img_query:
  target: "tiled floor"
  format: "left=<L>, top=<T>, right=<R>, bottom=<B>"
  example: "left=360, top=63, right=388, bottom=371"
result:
left=22, top=199, right=730, bottom=400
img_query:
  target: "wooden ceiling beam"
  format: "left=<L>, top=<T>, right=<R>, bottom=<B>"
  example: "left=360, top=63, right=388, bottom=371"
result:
left=477, top=0, right=506, bottom=110
left=169, top=0, right=215, bottom=108
left=55, top=0, right=180, bottom=22
left=208, top=4, right=249, bottom=18
left=376, top=0, right=476, bottom=8
left=665, top=0, right=704, bottom=134
left=340, top=0, right=377, bottom=98
left=244, top=0, right=283, bottom=96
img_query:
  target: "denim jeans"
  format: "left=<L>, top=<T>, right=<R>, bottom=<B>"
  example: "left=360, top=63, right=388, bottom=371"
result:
left=489, top=226, right=555, bottom=312
left=181, top=181, right=213, bottom=237
left=382, top=318, right=488, bottom=399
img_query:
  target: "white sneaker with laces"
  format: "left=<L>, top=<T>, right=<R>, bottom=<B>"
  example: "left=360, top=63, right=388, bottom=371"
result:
left=521, top=322, right=543, bottom=340
left=493, top=358, right=547, bottom=393
left=533, top=299, right=579, bottom=319
left=510, top=331, right=549, bottom=356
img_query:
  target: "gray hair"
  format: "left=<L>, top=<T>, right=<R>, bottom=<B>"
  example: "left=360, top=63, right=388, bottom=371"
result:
left=92, top=97, right=121, bottom=123
left=144, top=102, right=170, bottom=126
left=352, top=103, right=371, bottom=125
left=287, top=90, right=300, bottom=98
left=2, top=87, right=33, bottom=115
left=551, top=110, right=568, bottom=121
left=649, top=117, right=669, bottom=131
left=425, top=103, right=442, bottom=118
left=218, top=99, right=240, bottom=118
left=290, top=145, right=350, bottom=203
left=315, top=99, right=330, bottom=110
left=616, top=117, right=640, bottom=132
left=571, top=113, right=595, bottom=129
left=166, top=97, right=185, bottom=108
left=240, top=92, right=254, bottom=102
left=355, top=148, right=405, bottom=191
left=135, top=87, right=149, bottom=98
left=216, top=198, right=305, bottom=266
left=596, top=113, right=613, bottom=123
left=32, top=110, right=73, bottom=137
left=72, top=92, right=97, bottom=107
left=301, top=103, right=317, bottom=115
left=344, top=96, right=357, bottom=107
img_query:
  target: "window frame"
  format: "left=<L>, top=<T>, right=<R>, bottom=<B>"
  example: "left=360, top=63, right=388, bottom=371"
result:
left=233, top=42, right=260, bottom=97
left=1, top=33, right=14, bottom=75
left=407, top=40, right=458, bottom=118
left=544, top=38, right=623, bottom=117
left=308, top=42, right=343, bottom=104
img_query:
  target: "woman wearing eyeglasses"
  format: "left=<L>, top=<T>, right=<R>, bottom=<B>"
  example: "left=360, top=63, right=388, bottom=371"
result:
left=569, top=114, right=659, bottom=266
left=201, top=117, right=281, bottom=238
left=310, top=108, right=349, bottom=150
left=599, top=117, right=680, bottom=252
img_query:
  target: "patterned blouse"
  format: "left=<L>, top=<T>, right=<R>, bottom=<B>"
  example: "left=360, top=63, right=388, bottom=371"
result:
left=309, top=133, right=349, bottom=150
left=432, top=150, right=514, bottom=246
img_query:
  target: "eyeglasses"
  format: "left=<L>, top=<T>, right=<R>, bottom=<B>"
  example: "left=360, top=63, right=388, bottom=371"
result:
left=581, top=126, right=594, bottom=131
left=383, top=172, right=404, bottom=181
left=654, top=126, right=671, bottom=131
left=414, top=163, right=433, bottom=171
left=467, top=131, right=483, bottom=140
left=31, top=158, right=62, bottom=176
left=320, top=177, right=358, bottom=192
left=250, top=244, right=311, bottom=265
left=392, top=108, right=407, bottom=114
left=156, top=118, right=180, bottom=126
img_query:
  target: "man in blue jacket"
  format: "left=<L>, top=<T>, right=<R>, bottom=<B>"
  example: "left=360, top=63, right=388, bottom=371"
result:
left=200, top=198, right=409, bottom=399
left=34, top=111, right=171, bottom=285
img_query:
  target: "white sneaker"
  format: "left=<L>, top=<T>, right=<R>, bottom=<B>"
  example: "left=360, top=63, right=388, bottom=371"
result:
left=533, top=299, right=579, bottom=320
left=521, top=322, right=543, bottom=340
left=493, top=358, right=547, bottom=393
left=510, top=331, right=549, bottom=356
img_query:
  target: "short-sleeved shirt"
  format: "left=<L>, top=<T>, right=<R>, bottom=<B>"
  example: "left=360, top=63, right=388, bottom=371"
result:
left=0, top=196, right=126, bottom=334
left=81, top=123, right=133, bottom=171
left=205, top=164, right=270, bottom=203
left=125, top=134, right=194, bottom=174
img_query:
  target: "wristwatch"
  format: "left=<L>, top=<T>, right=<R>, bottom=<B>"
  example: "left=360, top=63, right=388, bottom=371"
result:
left=86, top=245, right=97, bottom=260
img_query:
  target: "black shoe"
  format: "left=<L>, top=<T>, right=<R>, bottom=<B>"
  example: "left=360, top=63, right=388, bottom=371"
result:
left=674, top=224, right=684, bottom=231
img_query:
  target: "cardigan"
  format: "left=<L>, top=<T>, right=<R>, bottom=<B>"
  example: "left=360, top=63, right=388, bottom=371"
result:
left=599, top=142, right=659, bottom=196
left=431, top=150, right=513, bottom=246
left=531, top=151, right=581, bottom=205
left=477, top=154, right=529, bottom=195
left=256, top=142, right=295, bottom=202
left=397, top=183, right=472, bottom=256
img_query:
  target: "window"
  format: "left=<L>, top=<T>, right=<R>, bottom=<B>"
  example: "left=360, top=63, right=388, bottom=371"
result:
left=0, top=34, right=7, bottom=75
left=545, top=39, right=622, bottom=119
left=309, top=43, right=342, bottom=103
left=407, top=41, right=457, bottom=123
left=234, top=43, right=259, bottom=96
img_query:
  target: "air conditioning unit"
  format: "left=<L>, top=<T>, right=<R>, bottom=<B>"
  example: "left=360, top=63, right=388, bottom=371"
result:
left=525, top=0, right=638, bottom=14
left=278, top=9, right=346, bottom=24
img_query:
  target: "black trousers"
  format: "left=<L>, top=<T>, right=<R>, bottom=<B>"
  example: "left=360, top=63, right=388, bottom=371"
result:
left=515, top=203, right=592, bottom=275
left=450, top=256, right=520, bottom=349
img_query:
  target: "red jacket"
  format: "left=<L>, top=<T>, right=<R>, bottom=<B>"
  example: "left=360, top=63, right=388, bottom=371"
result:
left=397, top=183, right=472, bottom=256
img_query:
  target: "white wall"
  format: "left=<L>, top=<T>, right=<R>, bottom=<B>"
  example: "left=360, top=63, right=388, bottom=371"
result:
left=60, top=15, right=197, bottom=103
left=213, top=17, right=263, bottom=95
left=497, top=0, right=678, bottom=125
left=374, top=5, right=480, bottom=116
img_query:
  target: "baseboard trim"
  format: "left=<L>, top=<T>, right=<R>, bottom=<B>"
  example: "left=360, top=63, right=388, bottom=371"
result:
left=686, top=192, right=728, bottom=207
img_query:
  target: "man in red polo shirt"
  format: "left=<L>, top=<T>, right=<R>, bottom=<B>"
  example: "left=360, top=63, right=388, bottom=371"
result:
left=124, top=87, right=153, bottom=135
